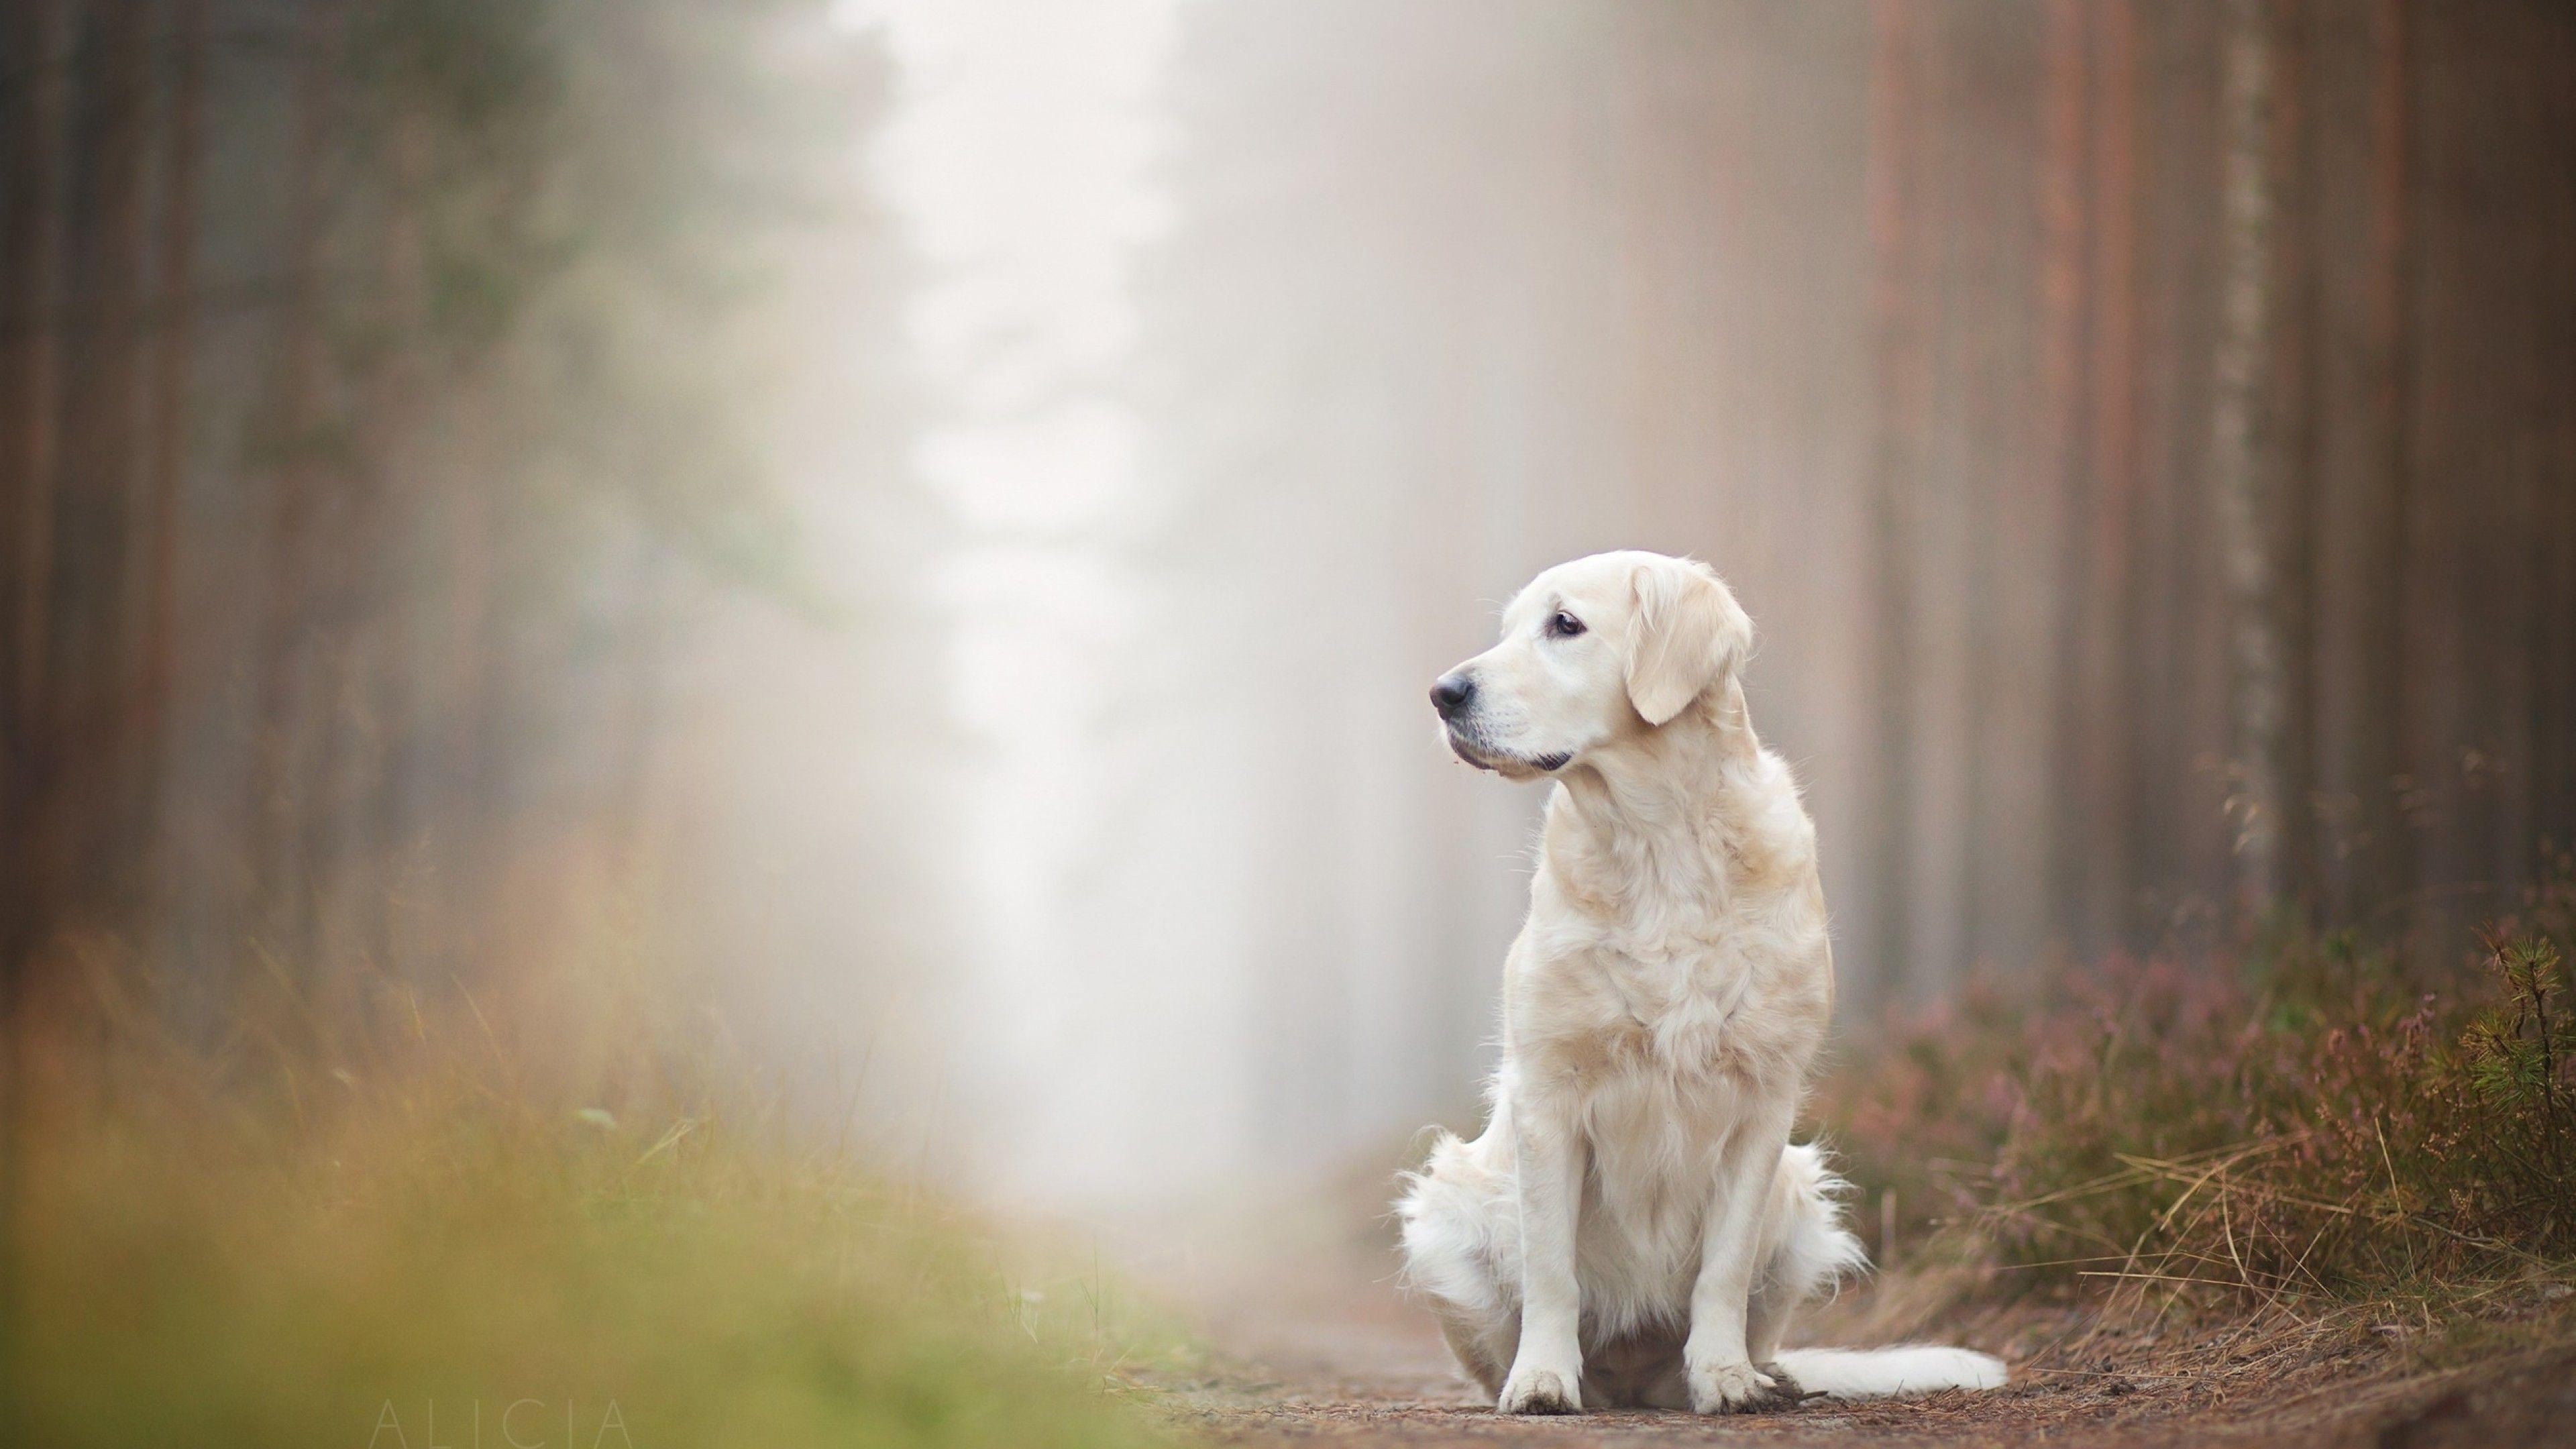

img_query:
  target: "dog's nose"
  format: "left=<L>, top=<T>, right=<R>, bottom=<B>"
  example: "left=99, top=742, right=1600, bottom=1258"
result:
left=1430, top=672, right=1475, bottom=720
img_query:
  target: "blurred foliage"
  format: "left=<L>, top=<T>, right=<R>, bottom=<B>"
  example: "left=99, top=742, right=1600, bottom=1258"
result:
left=4, top=941, right=1181, bottom=1449
left=328, top=0, right=874, bottom=608
left=1817, top=864, right=2576, bottom=1307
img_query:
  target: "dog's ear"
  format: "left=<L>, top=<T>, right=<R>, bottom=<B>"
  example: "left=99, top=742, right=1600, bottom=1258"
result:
left=1623, top=557, right=1752, bottom=727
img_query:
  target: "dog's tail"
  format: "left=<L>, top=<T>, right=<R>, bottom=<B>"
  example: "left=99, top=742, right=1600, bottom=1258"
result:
left=1770, top=1145, right=2008, bottom=1399
left=1774, top=1345, right=2008, bottom=1398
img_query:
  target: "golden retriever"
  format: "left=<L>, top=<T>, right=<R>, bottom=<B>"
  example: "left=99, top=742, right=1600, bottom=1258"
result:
left=1397, top=550, right=2006, bottom=1414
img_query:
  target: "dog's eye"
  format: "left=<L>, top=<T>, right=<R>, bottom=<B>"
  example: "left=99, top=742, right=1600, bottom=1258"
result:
left=1547, top=610, right=1586, bottom=639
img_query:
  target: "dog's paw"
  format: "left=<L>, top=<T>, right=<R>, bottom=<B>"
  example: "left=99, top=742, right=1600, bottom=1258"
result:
left=1688, top=1357, right=1792, bottom=1415
left=1497, top=1364, right=1582, bottom=1415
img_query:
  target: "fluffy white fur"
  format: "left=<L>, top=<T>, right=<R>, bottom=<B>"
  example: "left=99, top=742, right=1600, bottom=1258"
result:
left=1396, top=551, right=2006, bottom=1415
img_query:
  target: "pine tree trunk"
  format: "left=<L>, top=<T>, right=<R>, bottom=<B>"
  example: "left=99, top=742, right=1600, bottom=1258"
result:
left=0, top=0, right=73, bottom=1394
left=2345, top=0, right=2416, bottom=922
left=2271, top=0, right=2322, bottom=922
left=362, top=105, right=433, bottom=983
left=2037, top=0, right=2102, bottom=952
left=45, top=0, right=156, bottom=926
left=132, top=0, right=211, bottom=926
left=1864, top=0, right=1925, bottom=1003
left=2211, top=0, right=2287, bottom=919
left=250, top=7, right=341, bottom=973
left=2092, top=0, right=2144, bottom=949
left=2, top=0, right=70, bottom=766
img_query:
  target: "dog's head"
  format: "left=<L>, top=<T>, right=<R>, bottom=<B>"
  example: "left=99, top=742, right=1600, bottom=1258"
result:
left=1431, top=550, right=1752, bottom=780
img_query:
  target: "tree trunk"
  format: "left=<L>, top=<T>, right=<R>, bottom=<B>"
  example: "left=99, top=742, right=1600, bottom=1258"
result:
left=362, top=105, right=434, bottom=983
left=1864, top=0, right=1925, bottom=1004
left=0, top=0, right=73, bottom=1400
left=2, top=0, right=71, bottom=764
left=2037, top=0, right=2105, bottom=953
left=2344, top=0, right=2416, bottom=924
left=2271, top=0, right=2322, bottom=924
left=132, top=0, right=211, bottom=928
left=250, top=7, right=341, bottom=975
left=43, top=0, right=156, bottom=930
left=2210, top=0, right=2287, bottom=920
left=2094, top=0, right=2144, bottom=949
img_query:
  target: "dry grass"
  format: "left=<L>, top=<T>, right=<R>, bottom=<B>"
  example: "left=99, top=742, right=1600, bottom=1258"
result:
left=0, top=935, right=1181, bottom=1449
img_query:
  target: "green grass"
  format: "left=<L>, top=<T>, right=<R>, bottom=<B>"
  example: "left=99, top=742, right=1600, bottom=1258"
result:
left=2, top=975, right=1181, bottom=1449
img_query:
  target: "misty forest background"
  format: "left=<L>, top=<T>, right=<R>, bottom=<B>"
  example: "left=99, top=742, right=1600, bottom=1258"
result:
left=3, top=0, right=2575, bottom=1215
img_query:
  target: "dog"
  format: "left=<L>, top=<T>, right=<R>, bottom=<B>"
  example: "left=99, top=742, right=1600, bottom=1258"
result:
left=1395, top=550, right=2006, bottom=1414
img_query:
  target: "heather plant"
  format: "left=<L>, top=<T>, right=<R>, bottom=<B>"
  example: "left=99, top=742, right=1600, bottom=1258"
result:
left=1818, top=876, right=2576, bottom=1309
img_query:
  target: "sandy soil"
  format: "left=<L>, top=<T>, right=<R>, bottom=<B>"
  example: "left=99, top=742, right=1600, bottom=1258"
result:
left=1152, top=1256, right=2576, bottom=1448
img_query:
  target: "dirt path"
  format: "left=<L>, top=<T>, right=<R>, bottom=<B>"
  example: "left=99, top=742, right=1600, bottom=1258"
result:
left=1156, top=1258, right=2576, bottom=1448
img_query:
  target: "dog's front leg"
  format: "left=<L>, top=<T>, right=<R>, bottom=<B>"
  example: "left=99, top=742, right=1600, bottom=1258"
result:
left=1497, top=1103, right=1585, bottom=1414
left=1685, top=1098, right=1795, bottom=1414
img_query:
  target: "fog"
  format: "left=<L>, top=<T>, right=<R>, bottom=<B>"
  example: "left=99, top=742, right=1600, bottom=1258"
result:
left=670, top=2, right=2576, bottom=1214
left=712, top=2, right=1873, bottom=1210
left=10, top=0, right=2570, bottom=1228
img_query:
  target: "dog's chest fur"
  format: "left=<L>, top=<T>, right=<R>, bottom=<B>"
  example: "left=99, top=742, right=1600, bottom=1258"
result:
left=1515, top=916, right=1825, bottom=1173
left=1502, top=766, right=1834, bottom=1336
left=1511, top=773, right=1831, bottom=1109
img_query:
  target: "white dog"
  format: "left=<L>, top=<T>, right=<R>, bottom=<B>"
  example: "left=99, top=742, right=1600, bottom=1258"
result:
left=1396, top=551, right=2005, bottom=1415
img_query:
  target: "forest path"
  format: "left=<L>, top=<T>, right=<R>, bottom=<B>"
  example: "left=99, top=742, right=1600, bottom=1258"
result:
left=1156, top=1253, right=2576, bottom=1449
